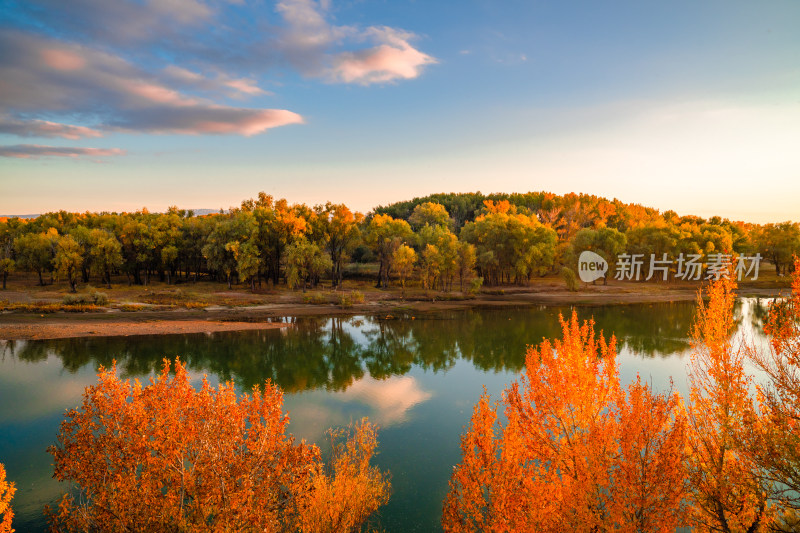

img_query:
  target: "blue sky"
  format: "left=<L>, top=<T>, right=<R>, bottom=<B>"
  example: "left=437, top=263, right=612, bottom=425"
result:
left=1, top=0, right=798, bottom=222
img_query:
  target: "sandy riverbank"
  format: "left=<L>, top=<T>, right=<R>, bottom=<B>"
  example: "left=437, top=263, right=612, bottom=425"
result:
left=0, top=281, right=786, bottom=341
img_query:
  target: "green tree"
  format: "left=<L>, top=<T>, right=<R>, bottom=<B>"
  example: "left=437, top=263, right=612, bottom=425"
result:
left=285, top=238, right=333, bottom=292
left=756, top=222, right=800, bottom=276
left=228, top=240, right=261, bottom=292
left=365, top=214, right=413, bottom=289
left=392, top=244, right=416, bottom=298
left=54, top=234, right=84, bottom=292
left=461, top=202, right=556, bottom=285
left=203, top=212, right=256, bottom=289
left=14, top=230, right=56, bottom=285
left=0, top=221, right=15, bottom=290
left=455, top=241, right=476, bottom=293
left=569, top=227, right=626, bottom=285
left=88, top=229, right=123, bottom=289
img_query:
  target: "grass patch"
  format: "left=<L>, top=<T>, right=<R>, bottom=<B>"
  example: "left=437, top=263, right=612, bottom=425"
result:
left=337, top=290, right=365, bottom=308
left=0, top=301, right=100, bottom=313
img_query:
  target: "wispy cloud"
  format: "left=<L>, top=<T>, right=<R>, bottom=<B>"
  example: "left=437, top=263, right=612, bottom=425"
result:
left=110, top=106, right=303, bottom=135
left=0, top=145, right=126, bottom=158
left=0, top=116, right=104, bottom=140
left=0, top=30, right=302, bottom=139
left=1, top=0, right=435, bottom=157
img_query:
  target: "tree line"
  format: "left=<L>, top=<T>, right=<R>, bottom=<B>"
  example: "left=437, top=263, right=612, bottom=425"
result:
left=1, top=191, right=798, bottom=293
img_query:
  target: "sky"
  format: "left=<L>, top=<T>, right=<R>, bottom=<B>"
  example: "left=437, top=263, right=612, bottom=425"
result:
left=0, top=0, right=798, bottom=222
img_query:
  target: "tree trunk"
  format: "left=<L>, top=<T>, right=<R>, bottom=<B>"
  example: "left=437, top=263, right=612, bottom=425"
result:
left=38, top=269, right=44, bottom=286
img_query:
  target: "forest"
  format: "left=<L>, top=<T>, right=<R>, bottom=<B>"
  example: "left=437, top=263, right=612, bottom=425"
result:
left=1, top=191, right=799, bottom=295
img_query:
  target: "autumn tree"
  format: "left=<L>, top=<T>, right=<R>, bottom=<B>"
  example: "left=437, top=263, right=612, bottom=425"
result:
left=54, top=234, right=84, bottom=292
left=460, top=201, right=556, bottom=285
left=313, top=202, right=363, bottom=287
left=365, top=214, right=413, bottom=289
left=443, top=312, right=689, bottom=532
left=418, top=225, right=459, bottom=291
left=48, top=359, right=390, bottom=532
left=392, top=244, right=416, bottom=298
left=409, top=202, right=451, bottom=230
left=455, top=241, right=476, bottom=293
left=0, top=463, right=14, bottom=533
left=748, top=259, right=800, bottom=528
left=686, top=275, right=771, bottom=532
left=244, top=194, right=308, bottom=285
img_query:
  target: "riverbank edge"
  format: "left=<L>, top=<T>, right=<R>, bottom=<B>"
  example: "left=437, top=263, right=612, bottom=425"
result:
left=0, top=285, right=785, bottom=341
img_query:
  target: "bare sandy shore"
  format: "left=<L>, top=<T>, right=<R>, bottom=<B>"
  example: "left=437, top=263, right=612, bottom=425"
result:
left=0, top=319, right=288, bottom=340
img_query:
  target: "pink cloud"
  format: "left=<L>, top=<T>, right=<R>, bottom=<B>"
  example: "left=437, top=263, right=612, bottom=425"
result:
left=0, top=117, right=103, bottom=139
left=328, top=27, right=436, bottom=85
left=0, top=145, right=125, bottom=158
left=126, top=81, right=195, bottom=106
left=40, top=48, right=86, bottom=71
left=162, top=66, right=268, bottom=98
left=113, top=106, right=304, bottom=135
left=223, top=78, right=267, bottom=96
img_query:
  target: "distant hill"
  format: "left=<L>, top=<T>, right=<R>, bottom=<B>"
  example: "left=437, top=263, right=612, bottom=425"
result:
left=0, top=209, right=220, bottom=219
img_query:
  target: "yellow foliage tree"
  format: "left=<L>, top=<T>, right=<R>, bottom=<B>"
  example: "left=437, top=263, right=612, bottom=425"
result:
left=0, top=463, right=14, bottom=533
left=442, top=312, right=688, bottom=532
left=749, top=259, right=800, bottom=529
left=686, top=275, right=771, bottom=532
left=48, top=359, right=390, bottom=532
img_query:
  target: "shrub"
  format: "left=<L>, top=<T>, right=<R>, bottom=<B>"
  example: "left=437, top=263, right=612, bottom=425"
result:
left=47, top=359, right=390, bottom=532
left=468, top=277, right=483, bottom=295
left=90, top=291, right=108, bottom=305
left=560, top=266, right=580, bottom=292
left=338, top=290, right=365, bottom=308
left=303, top=292, right=328, bottom=305
left=63, top=293, right=92, bottom=305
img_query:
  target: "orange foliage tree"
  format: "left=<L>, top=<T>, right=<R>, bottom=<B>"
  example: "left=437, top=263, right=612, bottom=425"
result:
left=48, top=359, right=390, bottom=532
left=685, top=275, right=771, bottom=532
left=0, top=463, right=14, bottom=533
left=442, top=312, right=688, bottom=532
left=749, top=259, right=800, bottom=529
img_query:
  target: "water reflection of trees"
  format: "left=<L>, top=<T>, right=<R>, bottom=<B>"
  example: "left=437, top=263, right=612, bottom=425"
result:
left=9, top=301, right=729, bottom=393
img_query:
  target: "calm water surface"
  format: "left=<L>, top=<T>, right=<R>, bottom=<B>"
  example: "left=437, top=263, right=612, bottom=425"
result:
left=0, top=299, right=773, bottom=532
